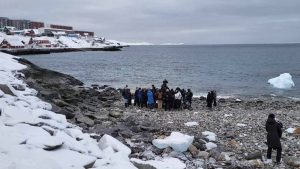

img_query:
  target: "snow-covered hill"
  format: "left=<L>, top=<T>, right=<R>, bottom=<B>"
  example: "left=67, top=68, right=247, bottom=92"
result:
left=0, top=52, right=186, bottom=169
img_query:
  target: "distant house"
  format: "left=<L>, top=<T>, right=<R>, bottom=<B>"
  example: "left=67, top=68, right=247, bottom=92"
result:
left=24, top=29, right=40, bottom=37
left=33, top=37, right=52, bottom=48
left=0, top=36, right=25, bottom=48
left=2, top=26, right=16, bottom=35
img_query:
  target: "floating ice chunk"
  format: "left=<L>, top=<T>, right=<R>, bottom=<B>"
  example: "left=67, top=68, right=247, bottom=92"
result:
left=202, top=131, right=216, bottom=141
left=237, top=123, right=247, bottom=127
left=205, top=142, right=217, bottom=150
left=131, top=157, right=186, bottom=169
left=152, top=132, right=194, bottom=152
left=184, top=122, right=199, bottom=127
left=268, top=73, right=295, bottom=89
left=286, top=128, right=295, bottom=134
left=98, top=134, right=131, bottom=156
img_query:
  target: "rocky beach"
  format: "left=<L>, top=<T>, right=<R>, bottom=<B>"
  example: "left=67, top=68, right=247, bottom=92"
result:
left=14, top=57, right=300, bottom=169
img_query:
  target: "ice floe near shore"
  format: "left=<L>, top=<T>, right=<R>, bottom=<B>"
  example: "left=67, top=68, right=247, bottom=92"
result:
left=268, top=73, right=295, bottom=89
left=152, top=132, right=194, bottom=152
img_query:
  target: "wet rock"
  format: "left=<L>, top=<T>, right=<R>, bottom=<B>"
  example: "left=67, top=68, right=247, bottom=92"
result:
left=238, top=159, right=263, bottom=168
left=284, top=156, right=300, bottom=167
left=256, top=100, right=263, bottom=104
left=245, top=151, right=262, bottom=160
left=51, top=104, right=75, bottom=119
left=188, top=144, right=199, bottom=158
left=209, top=149, right=224, bottom=161
left=199, top=96, right=206, bottom=100
left=0, top=84, right=15, bottom=96
left=152, top=146, right=164, bottom=155
left=193, top=139, right=207, bottom=151
left=162, top=147, right=173, bottom=155
left=11, top=84, right=26, bottom=91
left=132, top=161, right=156, bottom=169
left=39, top=90, right=59, bottom=100
left=75, top=115, right=94, bottom=127
left=218, top=98, right=226, bottom=103
left=83, top=160, right=96, bottom=169
left=109, top=111, right=123, bottom=118
left=43, top=142, right=64, bottom=151
left=198, top=151, right=209, bottom=159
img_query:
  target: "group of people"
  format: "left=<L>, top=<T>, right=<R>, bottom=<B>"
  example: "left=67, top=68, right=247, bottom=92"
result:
left=122, top=80, right=193, bottom=111
left=122, top=81, right=285, bottom=164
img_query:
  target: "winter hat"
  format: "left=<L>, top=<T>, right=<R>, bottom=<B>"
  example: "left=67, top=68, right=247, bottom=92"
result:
left=268, top=113, right=275, bottom=119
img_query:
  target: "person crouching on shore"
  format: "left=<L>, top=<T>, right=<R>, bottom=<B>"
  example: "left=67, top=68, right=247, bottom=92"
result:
left=265, top=113, right=283, bottom=164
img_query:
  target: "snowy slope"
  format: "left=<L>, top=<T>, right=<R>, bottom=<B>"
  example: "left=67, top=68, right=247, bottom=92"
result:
left=0, top=52, right=135, bottom=169
left=0, top=52, right=186, bottom=169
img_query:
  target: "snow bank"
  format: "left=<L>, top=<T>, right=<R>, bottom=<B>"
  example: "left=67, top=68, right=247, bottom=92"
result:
left=268, top=73, right=295, bottom=89
left=131, top=157, right=186, bottom=169
left=184, top=121, right=199, bottom=127
left=202, top=131, right=216, bottom=141
left=152, top=132, right=194, bottom=152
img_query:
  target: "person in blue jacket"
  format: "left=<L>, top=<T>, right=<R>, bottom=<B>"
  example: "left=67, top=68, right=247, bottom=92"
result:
left=147, top=89, right=154, bottom=109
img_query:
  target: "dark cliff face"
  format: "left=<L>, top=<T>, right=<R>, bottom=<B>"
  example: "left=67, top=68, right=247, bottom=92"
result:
left=15, top=58, right=122, bottom=127
left=17, top=58, right=84, bottom=88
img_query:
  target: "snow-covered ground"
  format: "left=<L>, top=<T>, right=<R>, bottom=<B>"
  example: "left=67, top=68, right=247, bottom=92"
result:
left=0, top=52, right=187, bottom=169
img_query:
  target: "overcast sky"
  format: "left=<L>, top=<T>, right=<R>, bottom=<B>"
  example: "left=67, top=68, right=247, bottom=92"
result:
left=1, top=0, right=300, bottom=44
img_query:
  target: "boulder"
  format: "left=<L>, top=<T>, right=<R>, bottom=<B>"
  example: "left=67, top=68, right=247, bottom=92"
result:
left=44, top=142, right=64, bottom=151
left=75, top=115, right=94, bottom=127
left=109, top=111, right=123, bottom=118
left=199, top=96, right=206, bottom=100
left=51, top=104, right=75, bottom=119
left=11, top=84, right=26, bottom=91
left=132, top=162, right=156, bottom=169
left=188, top=144, right=199, bottom=158
left=245, top=151, right=262, bottom=160
left=39, top=90, right=59, bottom=100
left=0, top=84, right=15, bottom=96
left=218, top=98, right=226, bottom=103
left=198, top=151, right=209, bottom=159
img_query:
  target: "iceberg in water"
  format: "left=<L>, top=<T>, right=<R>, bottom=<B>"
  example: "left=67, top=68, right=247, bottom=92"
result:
left=268, top=73, right=295, bottom=89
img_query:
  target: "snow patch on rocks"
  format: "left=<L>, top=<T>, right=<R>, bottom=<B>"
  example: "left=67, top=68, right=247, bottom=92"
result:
left=202, top=131, right=216, bottom=141
left=184, top=121, right=199, bottom=127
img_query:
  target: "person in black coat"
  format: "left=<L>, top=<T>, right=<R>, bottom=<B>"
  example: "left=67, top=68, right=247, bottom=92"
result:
left=265, top=113, right=283, bottom=163
left=134, top=88, right=139, bottom=106
left=206, top=91, right=213, bottom=108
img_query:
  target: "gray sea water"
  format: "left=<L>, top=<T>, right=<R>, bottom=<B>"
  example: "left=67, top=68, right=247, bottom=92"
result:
left=23, top=44, right=300, bottom=98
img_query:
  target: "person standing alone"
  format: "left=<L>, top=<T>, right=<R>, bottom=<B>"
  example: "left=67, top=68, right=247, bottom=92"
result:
left=265, top=113, right=283, bottom=164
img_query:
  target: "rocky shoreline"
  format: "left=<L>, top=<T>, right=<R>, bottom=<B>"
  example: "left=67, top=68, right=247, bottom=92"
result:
left=17, top=58, right=300, bottom=169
